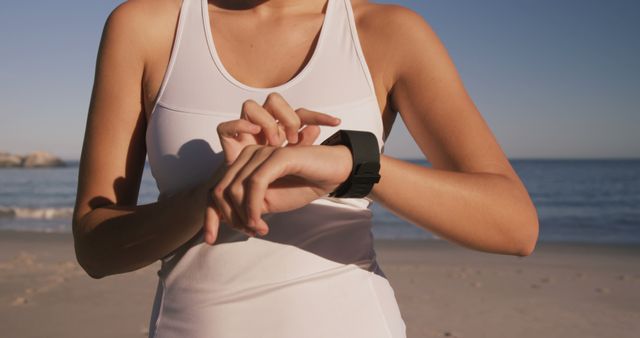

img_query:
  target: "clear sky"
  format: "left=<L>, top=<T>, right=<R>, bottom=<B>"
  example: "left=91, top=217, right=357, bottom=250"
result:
left=1, top=0, right=638, bottom=160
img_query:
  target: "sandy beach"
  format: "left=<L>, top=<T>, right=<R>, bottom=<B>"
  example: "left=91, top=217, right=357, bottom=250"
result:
left=1, top=230, right=638, bottom=338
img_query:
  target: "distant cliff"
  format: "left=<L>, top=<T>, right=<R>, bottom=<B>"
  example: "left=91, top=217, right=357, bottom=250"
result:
left=0, top=151, right=66, bottom=168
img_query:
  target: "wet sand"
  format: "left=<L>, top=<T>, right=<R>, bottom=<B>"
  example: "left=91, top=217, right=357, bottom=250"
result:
left=1, top=230, right=638, bottom=338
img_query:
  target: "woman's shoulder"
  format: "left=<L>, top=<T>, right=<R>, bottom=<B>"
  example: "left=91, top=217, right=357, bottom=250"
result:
left=102, top=0, right=182, bottom=65
left=103, top=0, right=182, bottom=47
left=351, top=0, right=432, bottom=34
left=351, top=0, right=441, bottom=89
left=107, top=0, right=181, bottom=26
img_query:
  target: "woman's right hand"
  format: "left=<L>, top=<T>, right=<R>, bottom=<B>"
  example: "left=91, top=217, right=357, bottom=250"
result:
left=203, top=92, right=341, bottom=242
left=216, top=92, right=341, bottom=166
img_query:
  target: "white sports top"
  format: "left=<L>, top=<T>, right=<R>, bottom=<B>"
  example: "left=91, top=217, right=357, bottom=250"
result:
left=145, top=0, right=407, bottom=337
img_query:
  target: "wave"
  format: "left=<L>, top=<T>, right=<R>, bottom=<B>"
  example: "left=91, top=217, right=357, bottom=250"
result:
left=0, top=206, right=73, bottom=219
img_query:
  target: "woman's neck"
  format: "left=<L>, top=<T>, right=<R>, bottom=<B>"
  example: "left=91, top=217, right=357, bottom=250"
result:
left=208, top=0, right=328, bottom=16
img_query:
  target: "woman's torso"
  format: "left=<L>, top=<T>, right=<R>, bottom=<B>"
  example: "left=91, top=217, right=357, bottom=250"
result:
left=141, top=0, right=407, bottom=337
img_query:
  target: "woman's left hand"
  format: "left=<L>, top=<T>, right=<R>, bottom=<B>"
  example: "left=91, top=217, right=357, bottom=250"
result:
left=210, top=144, right=353, bottom=237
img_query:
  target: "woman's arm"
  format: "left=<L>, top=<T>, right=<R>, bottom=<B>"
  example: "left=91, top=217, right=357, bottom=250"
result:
left=72, top=2, right=209, bottom=279
left=367, top=7, right=538, bottom=256
left=74, top=184, right=212, bottom=279
left=370, top=156, right=538, bottom=256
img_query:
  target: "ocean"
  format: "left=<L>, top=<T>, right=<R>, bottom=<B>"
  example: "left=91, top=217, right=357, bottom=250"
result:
left=1, top=159, right=639, bottom=244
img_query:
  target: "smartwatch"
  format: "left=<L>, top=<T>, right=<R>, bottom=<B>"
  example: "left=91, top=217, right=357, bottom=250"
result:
left=320, top=129, right=381, bottom=198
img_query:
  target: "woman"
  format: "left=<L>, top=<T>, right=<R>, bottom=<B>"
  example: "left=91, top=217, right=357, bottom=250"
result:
left=72, top=0, right=539, bottom=337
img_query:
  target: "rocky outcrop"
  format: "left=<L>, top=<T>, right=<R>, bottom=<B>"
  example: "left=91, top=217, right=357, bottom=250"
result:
left=22, top=151, right=66, bottom=168
left=0, top=152, right=23, bottom=167
left=0, top=151, right=66, bottom=168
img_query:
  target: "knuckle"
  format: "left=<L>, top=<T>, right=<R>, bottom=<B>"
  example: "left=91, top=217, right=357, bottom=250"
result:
left=265, top=92, right=284, bottom=104
left=213, top=186, right=225, bottom=201
left=242, top=99, right=258, bottom=110
left=241, top=100, right=260, bottom=119
left=248, top=174, right=262, bottom=187
left=263, top=195, right=273, bottom=212
left=217, top=121, right=232, bottom=134
left=229, top=184, right=243, bottom=200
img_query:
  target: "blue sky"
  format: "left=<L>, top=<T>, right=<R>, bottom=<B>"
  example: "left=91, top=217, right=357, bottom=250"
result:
left=0, top=0, right=638, bottom=160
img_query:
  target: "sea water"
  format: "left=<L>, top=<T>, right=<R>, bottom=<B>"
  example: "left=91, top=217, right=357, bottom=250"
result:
left=1, top=159, right=639, bottom=244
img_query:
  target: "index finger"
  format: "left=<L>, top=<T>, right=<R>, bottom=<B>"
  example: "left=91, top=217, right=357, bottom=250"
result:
left=295, top=108, right=341, bottom=127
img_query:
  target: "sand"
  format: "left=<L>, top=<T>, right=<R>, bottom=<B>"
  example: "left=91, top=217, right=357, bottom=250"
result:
left=0, top=230, right=638, bottom=338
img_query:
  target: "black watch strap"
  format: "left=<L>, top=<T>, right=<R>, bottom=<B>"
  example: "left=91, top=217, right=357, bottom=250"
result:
left=321, top=130, right=381, bottom=198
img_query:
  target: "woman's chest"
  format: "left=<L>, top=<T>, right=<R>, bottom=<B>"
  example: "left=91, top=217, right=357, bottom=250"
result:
left=142, top=2, right=395, bottom=135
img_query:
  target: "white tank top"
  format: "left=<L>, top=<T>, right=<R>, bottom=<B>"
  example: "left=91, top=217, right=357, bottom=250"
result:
left=145, top=0, right=406, bottom=337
